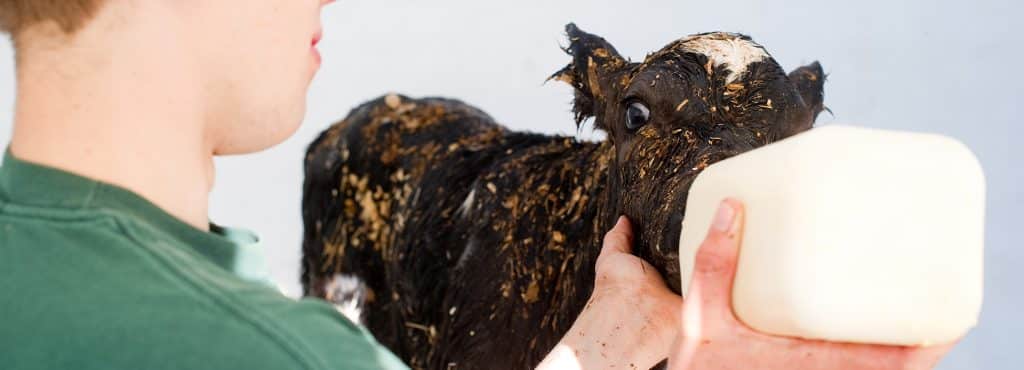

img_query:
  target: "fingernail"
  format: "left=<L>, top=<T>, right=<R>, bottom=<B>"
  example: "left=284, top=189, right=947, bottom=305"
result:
left=712, top=201, right=736, bottom=232
left=615, top=216, right=627, bottom=227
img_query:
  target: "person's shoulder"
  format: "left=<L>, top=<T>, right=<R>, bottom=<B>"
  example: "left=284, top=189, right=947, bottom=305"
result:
left=0, top=213, right=407, bottom=370
left=140, top=241, right=410, bottom=370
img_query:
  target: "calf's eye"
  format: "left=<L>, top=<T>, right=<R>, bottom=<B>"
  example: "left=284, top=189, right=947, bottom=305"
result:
left=625, top=102, right=651, bottom=130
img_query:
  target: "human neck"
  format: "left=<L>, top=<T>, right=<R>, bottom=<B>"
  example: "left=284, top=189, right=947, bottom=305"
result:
left=9, top=17, right=217, bottom=231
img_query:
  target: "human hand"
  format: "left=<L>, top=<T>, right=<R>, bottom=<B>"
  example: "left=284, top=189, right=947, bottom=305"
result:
left=669, top=199, right=956, bottom=370
left=537, top=216, right=682, bottom=370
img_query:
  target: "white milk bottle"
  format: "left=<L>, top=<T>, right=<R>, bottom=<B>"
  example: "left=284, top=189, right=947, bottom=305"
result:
left=678, top=125, right=985, bottom=346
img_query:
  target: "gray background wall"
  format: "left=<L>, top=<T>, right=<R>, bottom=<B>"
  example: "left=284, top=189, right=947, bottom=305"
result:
left=1, top=0, right=1018, bottom=368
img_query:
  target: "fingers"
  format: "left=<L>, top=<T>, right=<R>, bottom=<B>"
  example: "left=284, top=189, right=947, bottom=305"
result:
left=687, top=199, right=745, bottom=311
left=601, top=216, right=634, bottom=256
left=897, top=340, right=958, bottom=369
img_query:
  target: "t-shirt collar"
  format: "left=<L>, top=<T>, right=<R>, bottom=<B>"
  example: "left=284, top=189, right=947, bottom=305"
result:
left=0, top=149, right=271, bottom=285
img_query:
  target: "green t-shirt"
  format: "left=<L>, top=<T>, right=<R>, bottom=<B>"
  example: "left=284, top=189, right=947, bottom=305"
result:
left=0, top=151, right=408, bottom=370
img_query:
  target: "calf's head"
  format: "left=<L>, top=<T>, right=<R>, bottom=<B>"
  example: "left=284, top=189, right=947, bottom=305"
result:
left=552, top=24, right=827, bottom=293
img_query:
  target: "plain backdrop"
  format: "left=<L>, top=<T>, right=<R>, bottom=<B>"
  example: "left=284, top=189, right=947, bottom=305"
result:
left=0, top=0, right=1019, bottom=368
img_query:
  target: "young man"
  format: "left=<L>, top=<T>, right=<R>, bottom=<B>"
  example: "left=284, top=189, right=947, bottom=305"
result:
left=1, top=1, right=412, bottom=369
left=0, top=1, right=955, bottom=369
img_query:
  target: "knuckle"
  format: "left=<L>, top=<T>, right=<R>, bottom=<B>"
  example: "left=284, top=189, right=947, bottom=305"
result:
left=694, top=243, right=733, bottom=275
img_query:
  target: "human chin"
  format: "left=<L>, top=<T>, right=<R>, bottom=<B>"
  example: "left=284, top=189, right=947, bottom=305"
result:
left=214, top=104, right=306, bottom=155
left=259, top=104, right=306, bottom=151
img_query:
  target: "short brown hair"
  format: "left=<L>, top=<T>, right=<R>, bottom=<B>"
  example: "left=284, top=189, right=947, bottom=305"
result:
left=0, top=0, right=103, bottom=36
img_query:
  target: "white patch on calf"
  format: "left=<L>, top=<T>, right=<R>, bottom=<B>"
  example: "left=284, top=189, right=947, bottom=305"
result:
left=324, top=274, right=367, bottom=325
left=458, top=189, right=477, bottom=219
left=680, top=33, right=769, bottom=83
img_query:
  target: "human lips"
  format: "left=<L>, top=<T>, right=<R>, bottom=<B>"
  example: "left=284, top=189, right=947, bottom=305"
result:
left=312, top=29, right=323, bottom=47
left=311, top=28, right=324, bottom=66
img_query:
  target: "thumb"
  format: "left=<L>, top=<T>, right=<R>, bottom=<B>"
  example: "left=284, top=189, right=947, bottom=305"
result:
left=686, top=199, right=745, bottom=314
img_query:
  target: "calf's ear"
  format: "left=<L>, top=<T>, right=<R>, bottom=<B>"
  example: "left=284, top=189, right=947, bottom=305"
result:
left=788, top=61, right=827, bottom=124
left=549, top=23, right=627, bottom=128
